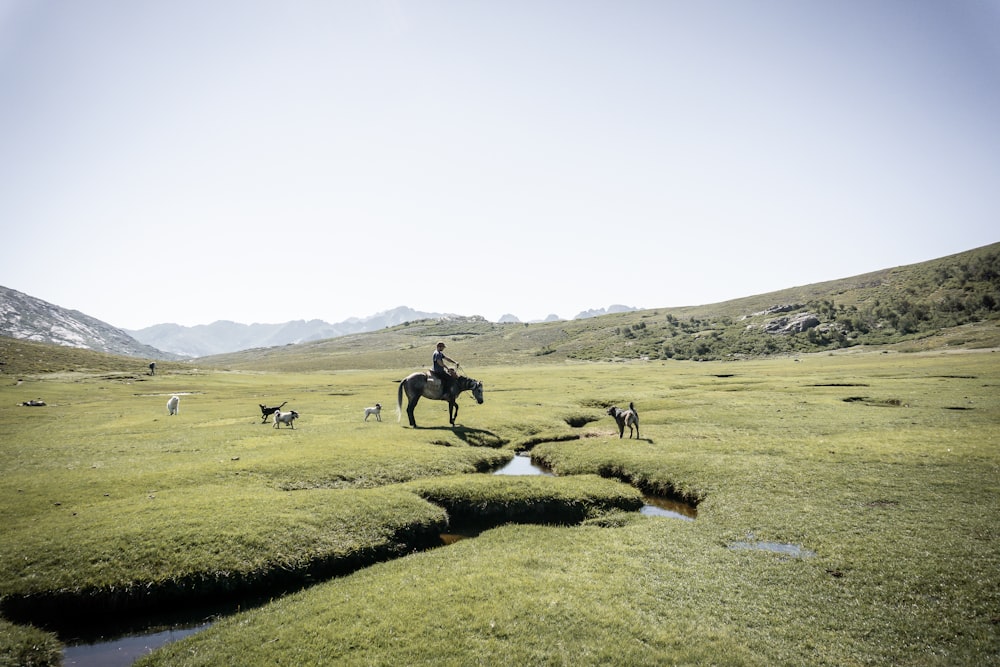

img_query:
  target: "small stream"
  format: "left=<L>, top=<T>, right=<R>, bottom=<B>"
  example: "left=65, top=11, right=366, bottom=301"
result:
left=62, top=624, right=208, bottom=667
left=494, top=453, right=697, bottom=521
left=639, top=495, right=696, bottom=521
left=60, top=453, right=694, bottom=665
left=492, top=452, right=556, bottom=477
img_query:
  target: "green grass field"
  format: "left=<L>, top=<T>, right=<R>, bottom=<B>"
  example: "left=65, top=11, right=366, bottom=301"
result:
left=1, top=349, right=998, bottom=666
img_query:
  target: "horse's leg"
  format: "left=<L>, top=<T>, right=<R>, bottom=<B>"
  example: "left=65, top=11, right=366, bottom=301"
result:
left=407, top=395, right=420, bottom=427
left=449, top=399, right=458, bottom=426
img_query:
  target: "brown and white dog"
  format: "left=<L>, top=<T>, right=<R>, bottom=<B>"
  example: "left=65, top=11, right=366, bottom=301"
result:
left=607, top=402, right=639, bottom=439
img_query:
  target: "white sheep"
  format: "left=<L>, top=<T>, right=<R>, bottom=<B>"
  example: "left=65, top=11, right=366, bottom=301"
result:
left=166, top=395, right=180, bottom=416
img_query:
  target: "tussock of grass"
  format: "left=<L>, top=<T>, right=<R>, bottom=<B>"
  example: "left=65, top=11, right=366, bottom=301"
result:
left=136, top=523, right=757, bottom=667
left=405, top=474, right=644, bottom=529
left=0, top=619, right=60, bottom=667
left=515, top=431, right=580, bottom=451
left=1, top=485, right=446, bottom=620
left=532, top=442, right=709, bottom=506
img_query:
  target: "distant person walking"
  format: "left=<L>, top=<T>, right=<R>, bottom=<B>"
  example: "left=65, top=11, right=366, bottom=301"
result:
left=431, top=342, right=459, bottom=400
left=148, top=362, right=156, bottom=376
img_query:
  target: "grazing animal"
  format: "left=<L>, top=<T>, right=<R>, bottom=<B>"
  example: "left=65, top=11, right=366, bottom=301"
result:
left=607, top=402, right=639, bottom=439
left=364, top=403, right=382, bottom=421
left=166, top=395, right=180, bottom=416
left=259, top=401, right=288, bottom=423
left=397, top=372, right=484, bottom=427
left=273, top=409, right=299, bottom=429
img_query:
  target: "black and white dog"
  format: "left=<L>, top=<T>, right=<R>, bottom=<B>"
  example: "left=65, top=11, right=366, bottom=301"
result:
left=273, top=409, right=299, bottom=429
left=259, top=401, right=288, bottom=423
left=607, top=402, right=639, bottom=439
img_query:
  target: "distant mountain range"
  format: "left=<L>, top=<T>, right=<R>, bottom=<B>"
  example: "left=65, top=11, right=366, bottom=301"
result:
left=125, top=307, right=455, bottom=358
left=0, top=286, right=638, bottom=359
left=127, top=305, right=638, bottom=357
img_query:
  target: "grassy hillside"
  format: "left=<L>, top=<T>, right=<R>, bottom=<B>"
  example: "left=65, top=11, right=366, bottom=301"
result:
left=196, top=242, right=1000, bottom=372
left=0, top=337, right=191, bottom=378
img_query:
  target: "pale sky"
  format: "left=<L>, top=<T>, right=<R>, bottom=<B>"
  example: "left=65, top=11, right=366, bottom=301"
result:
left=2, top=1, right=998, bottom=329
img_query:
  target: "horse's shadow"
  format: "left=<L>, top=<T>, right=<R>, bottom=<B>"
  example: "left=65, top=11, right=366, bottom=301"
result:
left=609, top=434, right=654, bottom=444
left=415, top=425, right=505, bottom=448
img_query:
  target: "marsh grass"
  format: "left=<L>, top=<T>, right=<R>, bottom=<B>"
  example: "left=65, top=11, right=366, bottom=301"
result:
left=0, top=619, right=61, bottom=667
left=0, top=370, right=505, bottom=618
left=405, top=473, right=644, bottom=528
left=2, top=350, right=999, bottom=665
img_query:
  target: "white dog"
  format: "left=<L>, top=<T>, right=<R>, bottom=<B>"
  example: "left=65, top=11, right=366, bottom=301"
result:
left=273, top=409, right=299, bottom=429
left=166, top=395, right=180, bottom=416
left=364, top=403, right=382, bottom=422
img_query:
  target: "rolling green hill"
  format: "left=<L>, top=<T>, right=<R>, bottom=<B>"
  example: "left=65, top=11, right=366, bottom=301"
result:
left=3, top=242, right=998, bottom=377
left=195, top=241, right=1000, bottom=372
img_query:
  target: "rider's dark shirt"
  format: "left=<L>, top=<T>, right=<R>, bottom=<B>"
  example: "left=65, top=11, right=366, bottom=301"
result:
left=432, top=350, right=447, bottom=374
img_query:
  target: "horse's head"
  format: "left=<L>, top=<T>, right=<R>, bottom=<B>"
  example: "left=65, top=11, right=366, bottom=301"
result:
left=471, top=380, right=484, bottom=404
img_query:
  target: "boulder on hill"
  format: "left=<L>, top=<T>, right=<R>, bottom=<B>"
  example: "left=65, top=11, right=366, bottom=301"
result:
left=764, top=312, right=821, bottom=334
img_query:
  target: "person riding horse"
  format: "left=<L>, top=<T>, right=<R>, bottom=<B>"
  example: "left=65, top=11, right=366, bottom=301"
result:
left=431, top=342, right=459, bottom=400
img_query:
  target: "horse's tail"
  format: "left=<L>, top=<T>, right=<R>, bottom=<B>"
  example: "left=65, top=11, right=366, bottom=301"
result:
left=396, top=377, right=405, bottom=423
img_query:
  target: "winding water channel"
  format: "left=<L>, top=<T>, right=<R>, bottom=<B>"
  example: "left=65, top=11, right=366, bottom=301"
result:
left=61, top=454, right=696, bottom=665
left=497, top=453, right=697, bottom=520
left=63, top=625, right=208, bottom=666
